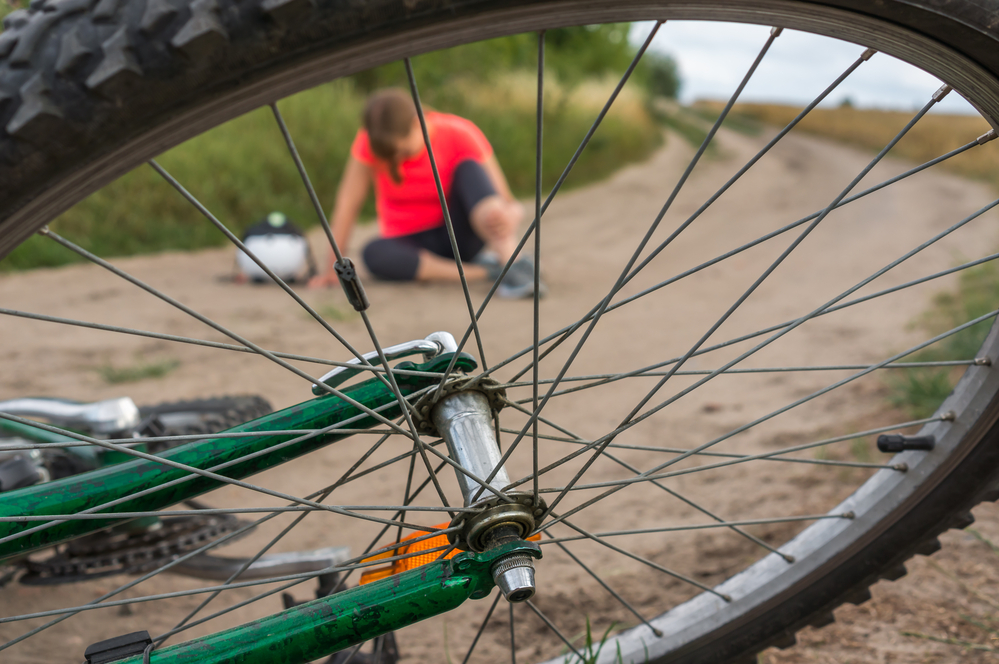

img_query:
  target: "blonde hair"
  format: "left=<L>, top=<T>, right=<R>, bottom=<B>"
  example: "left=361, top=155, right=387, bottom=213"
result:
left=363, top=89, right=417, bottom=183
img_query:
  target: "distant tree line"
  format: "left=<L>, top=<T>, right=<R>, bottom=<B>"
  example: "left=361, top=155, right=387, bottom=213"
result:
left=352, top=23, right=680, bottom=100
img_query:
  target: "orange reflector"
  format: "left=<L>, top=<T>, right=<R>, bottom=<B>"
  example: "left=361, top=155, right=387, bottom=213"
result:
left=359, top=523, right=540, bottom=585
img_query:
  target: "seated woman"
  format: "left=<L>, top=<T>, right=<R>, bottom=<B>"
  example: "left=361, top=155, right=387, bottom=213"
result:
left=308, top=88, right=541, bottom=298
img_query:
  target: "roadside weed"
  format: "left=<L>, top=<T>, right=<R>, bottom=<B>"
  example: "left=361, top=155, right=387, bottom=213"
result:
left=97, top=358, right=180, bottom=384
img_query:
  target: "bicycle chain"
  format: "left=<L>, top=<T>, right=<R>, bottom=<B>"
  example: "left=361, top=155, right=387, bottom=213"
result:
left=19, top=513, right=252, bottom=584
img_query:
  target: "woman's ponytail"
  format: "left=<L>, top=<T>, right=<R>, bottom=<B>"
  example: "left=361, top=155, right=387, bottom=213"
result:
left=363, top=89, right=417, bottom=184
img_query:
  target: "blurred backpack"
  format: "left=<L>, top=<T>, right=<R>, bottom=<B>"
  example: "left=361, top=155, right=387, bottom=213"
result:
left=236, top=212, right=316, bottom=283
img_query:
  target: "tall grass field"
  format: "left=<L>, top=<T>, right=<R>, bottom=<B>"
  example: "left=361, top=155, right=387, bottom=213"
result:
left=0, top=19, right=673, bottom=271
left=695, top=100, right=996, bottom=184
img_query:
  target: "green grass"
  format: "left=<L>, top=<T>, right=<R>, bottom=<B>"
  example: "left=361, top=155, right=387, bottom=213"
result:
left=313, top=302, right=357, bottom=323
left=2, top=80, right=367, bottom=271
left=658, top=112, right=709, bottom=148
left=688, top=106, right=764, bottom=137
left=97, top=359, right=180, bottom=384
left=565, top=618, right=621, bottom=664
left=887, top=261, right=999, bottom=418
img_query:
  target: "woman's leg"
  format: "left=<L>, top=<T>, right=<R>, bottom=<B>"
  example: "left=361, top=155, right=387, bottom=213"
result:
left=362, top=237, right=487, bottom=283
left=414, top=250, right=488, bottom=282
left=448, top=160, right=522, bottom=264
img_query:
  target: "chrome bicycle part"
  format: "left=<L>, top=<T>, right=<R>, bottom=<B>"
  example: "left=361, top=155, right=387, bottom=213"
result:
left=0, top=397, right=141, bottom=435
left=431, top=387, right=545, bottom=601
left=311, top=331, right=458, bottom=394
left=432, top=390, right=511, bottom=506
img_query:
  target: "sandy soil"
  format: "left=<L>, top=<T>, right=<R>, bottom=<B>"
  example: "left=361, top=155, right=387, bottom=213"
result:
left=2, top=125, right=999, bottom=663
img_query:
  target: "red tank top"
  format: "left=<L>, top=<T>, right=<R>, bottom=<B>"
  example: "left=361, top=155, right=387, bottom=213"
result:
left=350, top=112, right=493, bottom=238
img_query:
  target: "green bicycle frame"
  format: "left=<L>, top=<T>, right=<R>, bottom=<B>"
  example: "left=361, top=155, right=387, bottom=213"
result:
left=0, top=353, right=475, bottom=558
left=115, top=540, right=541, bottom=664
left=1, top=352, right=540, bottom=663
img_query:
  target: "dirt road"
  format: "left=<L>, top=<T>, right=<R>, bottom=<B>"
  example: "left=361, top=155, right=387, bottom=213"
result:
left=2, top=124, right=998, bottom=663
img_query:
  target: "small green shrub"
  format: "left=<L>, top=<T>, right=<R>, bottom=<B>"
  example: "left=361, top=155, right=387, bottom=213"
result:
left=98, top=359, right=180, bottom=384
left=887, top=261, right=999, bottom=418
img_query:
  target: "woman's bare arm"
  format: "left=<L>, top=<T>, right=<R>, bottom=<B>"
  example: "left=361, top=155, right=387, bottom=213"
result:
left=309, top=156, right=372, bottom=287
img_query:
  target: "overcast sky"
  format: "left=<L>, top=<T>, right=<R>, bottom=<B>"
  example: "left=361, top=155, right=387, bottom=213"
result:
left=635, top=21, right=977, bottom=115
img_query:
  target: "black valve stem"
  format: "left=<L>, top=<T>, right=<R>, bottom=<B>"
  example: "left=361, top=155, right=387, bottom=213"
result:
left=877, top=434, right=935, bottom=453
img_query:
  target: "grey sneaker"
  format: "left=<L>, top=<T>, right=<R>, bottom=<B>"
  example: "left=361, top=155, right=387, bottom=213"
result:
left=497, top=256, right=546, bottom=299
left=473, top=252, right=502, bottom=280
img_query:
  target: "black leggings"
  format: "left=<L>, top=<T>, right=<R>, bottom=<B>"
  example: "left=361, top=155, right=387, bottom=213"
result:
left=362, top=160, right=496, bottom=281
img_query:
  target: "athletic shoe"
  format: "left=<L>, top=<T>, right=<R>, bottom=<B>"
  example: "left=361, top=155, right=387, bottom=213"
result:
left=472, top=252, right=503, bottom=281
left=497, top=256, right=546, bottom=299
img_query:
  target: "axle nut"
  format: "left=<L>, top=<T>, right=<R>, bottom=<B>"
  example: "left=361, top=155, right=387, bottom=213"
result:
left=491, top=553, right=536, bottom=603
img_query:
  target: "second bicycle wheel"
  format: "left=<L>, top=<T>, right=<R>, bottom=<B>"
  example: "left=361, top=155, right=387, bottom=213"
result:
left=3, top=1, right=999, bottom=662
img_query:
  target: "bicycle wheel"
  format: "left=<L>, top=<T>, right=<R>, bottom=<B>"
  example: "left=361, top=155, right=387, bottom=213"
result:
left=138, top=396, right=274, bottom=451
left=3, top=1, right=999, bottom=663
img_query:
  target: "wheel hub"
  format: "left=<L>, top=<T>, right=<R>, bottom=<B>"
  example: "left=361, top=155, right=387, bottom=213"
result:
left=418, top=377, right=546, bottom=602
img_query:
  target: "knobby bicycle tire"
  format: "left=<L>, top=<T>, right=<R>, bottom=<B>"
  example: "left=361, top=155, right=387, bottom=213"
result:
left=2, top=1, right=999, bottom=663
left=139, top=395, right=274, bottom=441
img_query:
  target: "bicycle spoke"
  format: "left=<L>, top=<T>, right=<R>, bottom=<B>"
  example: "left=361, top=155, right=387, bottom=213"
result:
left=0, top=505, right=470, bottom=521
left=36, top=229, right=418, bottom=440
left=154, top=460, right=451, bottom=644
left=557, top=515, right=730, bottom=600
left=433, top=21, right=663, bottom=390
left=534, top=247, right=999, bottom=404
left=0, top=535, right=461, bottom=624
left=570, top=191, right=999, bottom=469
left=532, top=29, right=545, bottom=508
left=544, top=531, right=663, bottom=637
left=335, top=643, right=365, bottom=664
left=539, top=311, right=994, bottom=529
left=0, top=429, right=387, bottom=452
left=268, top=102, right=345, bottom=265
left=487, top=28, right=784, bottom=507
left=508, top=44, right=876, bottom=384
left=0, top=505, right=268, bottom=651
left=359, top=311, right=459, bottom=513
left=496, top=131, right=993, bottom=384
left=0, top=395, right=434, bottom=548
left=607, top=451, right=794, bottom=562
left=0, top=412, right=443, bottom=538
left=512, top=359, right=984, bottom=403
left=396, top=439, right=420, bottom=544
left=155, top=428, right=398, bottom=649
left=273, top=90, right=446, bottom=511
left=540, top=513, right=854, bottom=544
left=511, top=415, right=930, bottom=494
left=0, top=432, right=426, bottom=649
left=0, top=307, right=452, bottom=388
left=461, top=591, right=502, bottom=664
left=543, top=434, right=902, bottom=471
left=149, top=160, right=390, bottom=389
left=404, top=58, right=487, bottom=372
left=510, top=601, right=517, bottom=664
left=496, top=394, right=788, bottom=560
left=538, top=86, right=962, bottom=521
left=500, top=404, right=925, bottom=494
left=523, top=601, right=584, bottom=663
